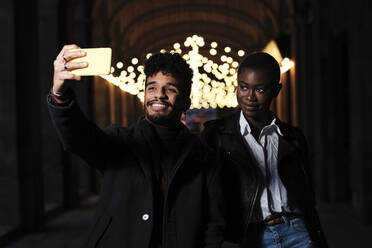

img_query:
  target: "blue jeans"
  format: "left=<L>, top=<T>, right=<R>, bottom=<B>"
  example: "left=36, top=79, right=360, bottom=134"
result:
left=260, top=217, right=314, bottom=248
left=240, top=216, right=317, bottom=248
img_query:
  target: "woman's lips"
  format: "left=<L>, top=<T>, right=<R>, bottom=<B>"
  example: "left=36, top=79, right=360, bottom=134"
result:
left=244, top=105, right=258, bottom=111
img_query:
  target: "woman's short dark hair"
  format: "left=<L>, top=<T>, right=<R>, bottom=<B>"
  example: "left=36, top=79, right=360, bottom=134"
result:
left=238, top=52, right=281, bottom=85
left=144, top=53, right=193, bottom=98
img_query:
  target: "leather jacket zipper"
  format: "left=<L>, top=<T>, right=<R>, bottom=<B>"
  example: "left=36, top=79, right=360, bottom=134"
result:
left=243, top=184, right=259, bottom=232
left=226, top=153, right=263, bottom=234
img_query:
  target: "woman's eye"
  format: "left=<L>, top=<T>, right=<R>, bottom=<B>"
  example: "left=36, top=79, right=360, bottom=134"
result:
left=256, top=88, right=265, bottom=93
left=240, top=85, right=248, bottom=90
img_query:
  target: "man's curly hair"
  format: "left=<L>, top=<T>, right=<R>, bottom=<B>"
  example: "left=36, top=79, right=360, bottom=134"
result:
left=144, top=53, right=193, bottom=98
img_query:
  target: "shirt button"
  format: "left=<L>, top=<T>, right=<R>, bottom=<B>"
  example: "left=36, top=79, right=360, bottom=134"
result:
left=142, top=214, right=149, bottom=221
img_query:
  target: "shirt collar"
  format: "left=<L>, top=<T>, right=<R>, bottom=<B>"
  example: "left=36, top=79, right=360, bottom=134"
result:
left=239, top=110, right=283, bottom=137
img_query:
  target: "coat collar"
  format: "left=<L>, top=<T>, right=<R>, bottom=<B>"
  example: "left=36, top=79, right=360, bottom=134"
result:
left=219, top=111, right=299, bottom=163
left=130, top=118, right=156, bottom=186
left=239, top=110, right=283, bottom=138
left=130, top=117, right=197, bottom=185
left=274, top=119, right=299, bottom=161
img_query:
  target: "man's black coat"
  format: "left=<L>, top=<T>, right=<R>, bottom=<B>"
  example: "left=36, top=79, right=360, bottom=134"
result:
left=201, top=111, right=327, bottom=247
left=47, top=95, right=224, bottom=248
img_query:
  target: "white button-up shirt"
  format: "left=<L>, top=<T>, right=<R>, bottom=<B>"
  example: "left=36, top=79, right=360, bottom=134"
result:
left=239, top=111, right=290, bottom=219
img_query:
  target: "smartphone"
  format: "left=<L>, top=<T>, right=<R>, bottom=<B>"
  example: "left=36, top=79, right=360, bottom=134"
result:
left=70, top=47, right=112, bottom=76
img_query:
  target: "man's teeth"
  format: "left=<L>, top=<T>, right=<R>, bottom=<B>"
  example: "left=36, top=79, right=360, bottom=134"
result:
left=153, top=103, right=166, bottom=107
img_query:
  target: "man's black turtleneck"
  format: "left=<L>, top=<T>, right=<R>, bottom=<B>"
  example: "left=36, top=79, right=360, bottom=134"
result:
left=146, top=119, right=184, bottom=247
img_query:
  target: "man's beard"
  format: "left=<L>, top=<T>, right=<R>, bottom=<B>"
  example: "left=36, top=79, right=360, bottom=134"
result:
left=144, top=102, right=178, bottom=125
left=146, top=111, right=176, bottom=125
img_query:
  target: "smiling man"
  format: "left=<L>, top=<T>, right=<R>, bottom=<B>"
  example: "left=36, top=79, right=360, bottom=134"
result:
left=47, top=46, right=224, bottom=248
left=143, top=57, right=190, bottom=127
left=202, top=52, right=327, bottom=248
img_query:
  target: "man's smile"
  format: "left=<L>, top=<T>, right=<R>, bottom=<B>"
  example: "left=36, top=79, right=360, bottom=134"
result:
left=147, top=101, right=171, bottom=111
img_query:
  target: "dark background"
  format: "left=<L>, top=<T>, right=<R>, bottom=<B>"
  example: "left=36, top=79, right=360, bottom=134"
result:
left=0, top=0, right=371, bottom=247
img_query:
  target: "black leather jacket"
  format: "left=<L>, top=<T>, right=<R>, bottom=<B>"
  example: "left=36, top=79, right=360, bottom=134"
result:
left=201, top=112, right=327, bottom=247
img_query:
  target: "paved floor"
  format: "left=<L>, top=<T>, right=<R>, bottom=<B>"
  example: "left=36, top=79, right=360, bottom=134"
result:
left=5, top=197, right=98, bottom=248
left=317, top=202, right=372, bottom=247
left=5, top=198, right=372, bottom=248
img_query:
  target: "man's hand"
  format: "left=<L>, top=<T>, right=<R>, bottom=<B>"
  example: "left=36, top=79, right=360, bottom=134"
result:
left=52, top=44, right=88, bottom=95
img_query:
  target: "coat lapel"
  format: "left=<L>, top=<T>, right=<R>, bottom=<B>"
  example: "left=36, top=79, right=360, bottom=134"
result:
left=224, top=112, right=298, bottom=168
left=167, top=127, right=198, bottom=183
left=277, top=136, right=297, bottom=163
left=130, top=118, right=197, bottom=189
left=130, top=119, right=157, bottom=187
left=221, top=112, right=256, bottom=166
left=276, top=121, right=298, bottom=163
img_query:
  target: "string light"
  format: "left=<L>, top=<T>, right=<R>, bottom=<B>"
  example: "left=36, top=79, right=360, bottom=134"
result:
left=173, top=43, right=180, bottom=49
left=209, top=49, right=217, bottom=56
left=100, top=35, right=293, bottom=109
left=116, top=62, right=123, bottom=69
left=131, top=58, right=138, bottom=65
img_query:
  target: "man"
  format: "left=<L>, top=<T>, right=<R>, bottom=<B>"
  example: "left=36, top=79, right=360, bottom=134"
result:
left=202, top=52, right=327, bottom=247
left=48, top=44, right=224, bottom=248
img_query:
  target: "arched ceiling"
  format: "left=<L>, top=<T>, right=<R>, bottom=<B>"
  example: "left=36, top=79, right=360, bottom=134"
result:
left=92, top=0, right=293, bottom=64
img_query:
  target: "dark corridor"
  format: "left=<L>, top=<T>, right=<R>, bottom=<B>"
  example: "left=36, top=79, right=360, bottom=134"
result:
left=1, top=0, right=371, bottom=247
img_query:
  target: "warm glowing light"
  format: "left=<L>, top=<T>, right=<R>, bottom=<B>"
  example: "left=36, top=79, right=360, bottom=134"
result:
left=262, top=40, right=282, bottom=63
left=238, top=50, right=245, bottom=57
left=101, top=35, right=245, bottom=109
left=209, top=49, right=217, bottom=56
left=196, top=37, right=205, bottom=47
left=280, top=57, right=295, bottom=73
left=116, top=62, right=123, bottom=69
left=262, top=40, right=295, bottom=74
left=173, top=42, right=180, bottom=49
left=131, top=58, right=138, bottom=65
